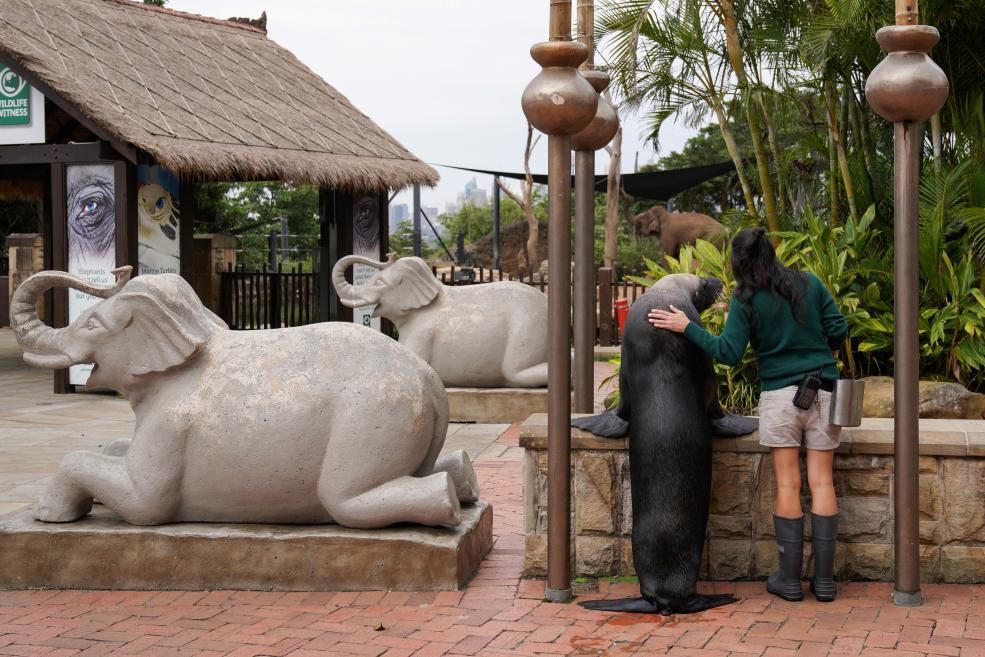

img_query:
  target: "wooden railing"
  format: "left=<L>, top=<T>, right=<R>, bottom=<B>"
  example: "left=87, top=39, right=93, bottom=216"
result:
left=219, top=264, right=317, bottom=330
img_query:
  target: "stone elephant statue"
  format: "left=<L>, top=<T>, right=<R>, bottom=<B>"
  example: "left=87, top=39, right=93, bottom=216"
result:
left=9, top=267, right=478, bottom=528
left=333, top=255, right=548, bottom=388
left=630, top=205, right=728, bottom=262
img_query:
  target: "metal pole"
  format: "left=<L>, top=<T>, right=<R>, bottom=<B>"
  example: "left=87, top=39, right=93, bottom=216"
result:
left=546, top=134, right=573, bottom=603
left=492, top=177, right=502, bottom=272
left=573, top=151, right=595, bottom=413
left=865, top=0, right=947, bottom=607
left=268, top=231, right=276, bottom=271
left=413, top=184, right=422, bottom=257
left=522, top=0, right=597, bottom=606
left=546, top=0, right=573, bottom=605
left=573, top=0, right=596, bottom=415
left=892, top=121, right=922, bottom=606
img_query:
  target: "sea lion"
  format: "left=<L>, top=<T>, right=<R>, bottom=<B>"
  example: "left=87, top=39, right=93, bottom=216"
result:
left=575, top=274, right=756, bottom=615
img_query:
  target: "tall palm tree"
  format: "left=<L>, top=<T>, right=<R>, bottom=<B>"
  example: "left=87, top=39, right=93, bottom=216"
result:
left=598, top=0, right=760, bottom=217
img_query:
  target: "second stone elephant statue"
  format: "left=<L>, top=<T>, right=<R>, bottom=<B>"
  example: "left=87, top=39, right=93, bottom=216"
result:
left=333, top=255, right=549, bottom=388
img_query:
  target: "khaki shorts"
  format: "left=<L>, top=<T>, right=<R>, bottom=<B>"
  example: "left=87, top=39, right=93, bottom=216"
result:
left=758, top=385, right=842, bottom=451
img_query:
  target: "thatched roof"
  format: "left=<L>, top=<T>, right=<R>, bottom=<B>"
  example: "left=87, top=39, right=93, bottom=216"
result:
left=0, top=0, right=438, bottom=190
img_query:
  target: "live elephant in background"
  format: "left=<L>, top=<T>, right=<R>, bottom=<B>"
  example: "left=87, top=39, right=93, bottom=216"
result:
left=333, top=254, right=549, bottom=388
left=9, top=267, right=478, bottom=529
left=574, top=274, right=757, bottom=615
left=630, top=205, right=728, bottom=263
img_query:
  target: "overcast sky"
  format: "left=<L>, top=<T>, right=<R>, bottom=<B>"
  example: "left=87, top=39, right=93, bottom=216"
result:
left=167, top=0, right=696, bottom=214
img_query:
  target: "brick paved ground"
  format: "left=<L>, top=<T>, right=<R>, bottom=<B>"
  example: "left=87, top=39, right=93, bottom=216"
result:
left=2, top=422, right=985, bottom=656
left=2, top=335, right=985, bottom=656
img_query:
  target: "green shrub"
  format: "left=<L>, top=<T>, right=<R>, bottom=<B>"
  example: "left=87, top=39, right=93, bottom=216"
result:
left=603, top=204, right=985, bottom=414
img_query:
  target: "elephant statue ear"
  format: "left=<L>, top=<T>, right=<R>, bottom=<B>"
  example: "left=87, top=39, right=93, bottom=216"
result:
left=117, top=293, right=210, bottom=375
left=397, top=258, right=442, bottom=312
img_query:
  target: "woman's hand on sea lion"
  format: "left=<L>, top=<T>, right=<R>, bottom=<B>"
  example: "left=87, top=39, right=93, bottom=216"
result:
left=648, top=306, right=690, bottom=333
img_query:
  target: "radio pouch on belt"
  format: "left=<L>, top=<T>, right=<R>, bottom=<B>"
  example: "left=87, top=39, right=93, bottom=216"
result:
left=792, top=373, right=822, bottom=410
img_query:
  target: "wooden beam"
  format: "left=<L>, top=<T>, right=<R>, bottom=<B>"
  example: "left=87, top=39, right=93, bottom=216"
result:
left=115, top=161, right=137, bottom=272
left=0, top=142, right=121, bottom=165
left=49, top=162, right=70, bottom=394
left=0, top=58, right=138, bottom=164
left=179, top=181, right=195, bottom=282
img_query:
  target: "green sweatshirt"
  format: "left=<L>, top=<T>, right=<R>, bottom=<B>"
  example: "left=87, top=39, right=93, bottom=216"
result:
left=682, top=272, right=848, bottom=391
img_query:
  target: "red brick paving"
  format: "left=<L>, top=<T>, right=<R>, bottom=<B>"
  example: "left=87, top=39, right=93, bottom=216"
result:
left=3, top=426, right=985, bottom=656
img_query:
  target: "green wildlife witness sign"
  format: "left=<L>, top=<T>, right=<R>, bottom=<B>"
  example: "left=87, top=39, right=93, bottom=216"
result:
left=0, top=66, right=31, bottom=126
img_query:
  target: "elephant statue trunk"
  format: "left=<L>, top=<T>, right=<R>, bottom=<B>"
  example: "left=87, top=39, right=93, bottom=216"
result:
left=332, top=254, right=393, bottom=308
left=9, top=266, right=131, bottom=369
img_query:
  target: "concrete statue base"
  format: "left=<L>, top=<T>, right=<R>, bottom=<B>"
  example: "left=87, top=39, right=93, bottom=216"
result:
left=0, top=502, right=493, bottom=591
left=447, top=388, right=553, bottom=423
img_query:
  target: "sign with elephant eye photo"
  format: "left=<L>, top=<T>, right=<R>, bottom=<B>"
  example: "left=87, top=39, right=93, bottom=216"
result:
left=137, top=165, right=181, bottom=275
left=66, top=163, right=117, bottom=386
left=0, top=61, right=44, bottom=144
left=352, top=194, right=381, bottom=331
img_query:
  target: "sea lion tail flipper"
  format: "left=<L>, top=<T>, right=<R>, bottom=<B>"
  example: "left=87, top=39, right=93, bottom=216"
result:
left=711, top=412, right=759, bottom=437
left=673, top=594, right=739, bottom=614
left=578, top=597, right=659, bottom=613
left=571, top=410, right=629, bottom=438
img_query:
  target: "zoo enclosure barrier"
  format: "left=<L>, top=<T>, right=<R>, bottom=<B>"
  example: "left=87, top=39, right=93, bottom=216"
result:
left=219, top=262, right=317, bottom=330
left=218, top=264, right=645, bottom=345
left=433, top=265, right=645, bottom=347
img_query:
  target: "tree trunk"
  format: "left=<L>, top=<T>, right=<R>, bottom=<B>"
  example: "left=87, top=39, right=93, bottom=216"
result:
left=828, top=129, right=841, bottom=226
left=604, top=124, right=622, bottom=270
left=496, top=126, right=540, bottom=276
left=824, top=79, right=857, bottom=220
left=719, top=0, right=778, bottom=232
left=932, top=112, right=943, bottom=174
left=713, top=104, right=758, bottom=217
left=848, top=86, right=877, bottom=213
left=761, top=98, right=785, bottom=215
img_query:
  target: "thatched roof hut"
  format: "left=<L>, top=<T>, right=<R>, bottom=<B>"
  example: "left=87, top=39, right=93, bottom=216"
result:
left=0, top=0, right=437, bottom=191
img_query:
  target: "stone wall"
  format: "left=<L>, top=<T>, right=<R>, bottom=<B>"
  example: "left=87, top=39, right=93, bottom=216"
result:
left=520, top=414, right=985, bottom=583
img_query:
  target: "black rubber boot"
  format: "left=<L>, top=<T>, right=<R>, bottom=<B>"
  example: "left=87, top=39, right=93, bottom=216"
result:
left=766, top=515, right=804, bottom=602
left=809, top=512, right=838, bottom=602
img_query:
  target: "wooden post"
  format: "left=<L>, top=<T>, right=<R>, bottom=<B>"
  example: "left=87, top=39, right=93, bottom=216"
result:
left=597, top=267, right=613, bottom=348
left=49, top=162, right=69, bottom=394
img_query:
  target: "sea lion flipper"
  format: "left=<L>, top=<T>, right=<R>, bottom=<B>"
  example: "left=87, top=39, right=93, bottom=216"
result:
left=571, top=411, right=629, bottom=438
left=672, top=594, right=739, bottom=614
left=711, top=412, right=758, bottom=437
left=578, top=597, right=659, bottom=613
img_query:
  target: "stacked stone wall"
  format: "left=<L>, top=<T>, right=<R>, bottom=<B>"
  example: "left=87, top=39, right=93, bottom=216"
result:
left=521, top=415, right=985, bottom=582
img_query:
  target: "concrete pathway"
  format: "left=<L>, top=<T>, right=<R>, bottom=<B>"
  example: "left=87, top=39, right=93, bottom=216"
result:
left=3, top=329, right=985, bottom=657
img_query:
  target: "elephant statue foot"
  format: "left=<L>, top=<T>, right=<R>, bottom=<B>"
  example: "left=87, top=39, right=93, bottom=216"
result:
left=35, top=455, right=98, bottom=522
left=503, top=363, right=550, bottom=388
left=322, top=471, right=461, bottom=529
left=433, top=450, right=479, bottom=503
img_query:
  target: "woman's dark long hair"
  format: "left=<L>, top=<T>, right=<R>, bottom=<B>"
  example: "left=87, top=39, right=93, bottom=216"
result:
left=730, top=227, right=807, bottom=329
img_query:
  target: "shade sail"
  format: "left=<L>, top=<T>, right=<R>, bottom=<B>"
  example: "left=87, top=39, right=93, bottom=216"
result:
left=434, top=160, right=735, bottom=201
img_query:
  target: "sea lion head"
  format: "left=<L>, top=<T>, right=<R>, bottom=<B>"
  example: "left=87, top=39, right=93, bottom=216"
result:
left=652, top=273, right=723, bottom=312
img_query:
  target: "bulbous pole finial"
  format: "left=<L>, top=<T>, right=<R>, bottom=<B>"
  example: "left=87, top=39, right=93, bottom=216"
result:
left=521, top=41, right=598, bottom=136
left=865, top=25, right=949, bottom=123
left=571, top=70, right=620, bottom=151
